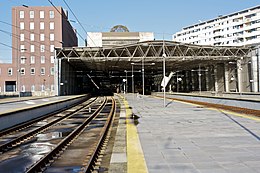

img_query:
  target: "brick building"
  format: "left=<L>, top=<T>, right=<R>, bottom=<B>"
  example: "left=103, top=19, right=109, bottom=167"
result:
left=0, top=6, right=77, bottom=96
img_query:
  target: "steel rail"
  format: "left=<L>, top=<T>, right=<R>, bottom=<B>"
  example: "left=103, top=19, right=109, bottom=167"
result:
left=0, top=108, right=67, bottom=137
left=25, top=97, right=108, bottom=173
left=83, top=97, right=116, bottom=172
left=157, top=95, right=260, bottom=117
left=0, top=97, right=91, bottom=137
left=0, top=97, right=97, bottom=154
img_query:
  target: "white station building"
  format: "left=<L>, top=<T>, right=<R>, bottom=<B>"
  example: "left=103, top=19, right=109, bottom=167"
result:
left=86, top=25, right=154, bottom=47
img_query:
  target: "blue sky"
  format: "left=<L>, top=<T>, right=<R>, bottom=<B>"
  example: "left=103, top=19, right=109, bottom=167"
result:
left=0, top=0, right=259, bottom=63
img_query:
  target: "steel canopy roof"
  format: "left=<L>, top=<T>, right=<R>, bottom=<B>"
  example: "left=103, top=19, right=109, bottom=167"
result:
left=55, top=40, right=252, bottom=72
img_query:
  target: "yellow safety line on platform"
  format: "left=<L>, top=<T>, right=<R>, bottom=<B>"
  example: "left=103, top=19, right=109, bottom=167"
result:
left=123, top=98, right=148, bottom=173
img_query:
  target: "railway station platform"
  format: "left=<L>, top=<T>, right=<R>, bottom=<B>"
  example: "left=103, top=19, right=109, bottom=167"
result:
left=0, top=93, right=259, bottom=172
left=112, top=93, right=260, bottom=173
left=0, top=95, right=85, bottom=114
left=0, top=95, right=88, bottom=131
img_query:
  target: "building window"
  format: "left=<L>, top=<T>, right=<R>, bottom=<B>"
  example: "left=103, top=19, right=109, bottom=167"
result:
left=50, top=67, right=54, bottom=75
left=19, top=11, right=24, bottom=18
left=30, top=45, right=35, bottom=52
left=50, top=45, right=54, bottom=52
left=51, top=84, right=54, bottom=91
left=31, top=85, right=35, bottom=92
left=50, top=34, right=54, bottom=41
left=20, top=68, right=25, bottom=75
left=40, top=34, right=45, bottom=41
left=41, top=56, right=45, bottom=64
left=50, top=56, right=54, bottom=63
left=30, top=68, right=35, bottom=75
left=41, top=67, right=45, bottom=75
left=20, top=22, right=24, bottom=30
left=30, top=33, right=34, bottom=41
left=50, top=22, right=54, bottom=30
left=21, top=85, right=25, bottom=92
left=40, top=22, right=44, bottom=30
left=20, top=45, right=25, bottom=52
left=49, top=11, right=54, bottom=18
left=8, top=68, right=12, bottom=76
left=40, top=45, right=45, bottom=52
left=41, top=85, right=45, bottom=91
left=20, top=56, right=26, bottom=64
left=30, top=56, right=35, bottom=64
left=20, top=34, right=24, bottom=41
left=29, top=11, right=34, bottom=18
left=40, top=11, right=44, bottom=18
left=30, top=22, right=34, bottom=30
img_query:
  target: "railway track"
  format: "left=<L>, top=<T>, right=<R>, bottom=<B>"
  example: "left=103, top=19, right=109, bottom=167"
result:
left=157, top=95, right=260, bottom=117
left=0, top=96, right=116, bottom=173
left=0, top=97, right=97, bottom=153
left=0, top=97, right=94, bottom=138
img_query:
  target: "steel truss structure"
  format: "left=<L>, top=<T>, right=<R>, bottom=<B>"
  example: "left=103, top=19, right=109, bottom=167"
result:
left=56, top=40, right=252, bottom=72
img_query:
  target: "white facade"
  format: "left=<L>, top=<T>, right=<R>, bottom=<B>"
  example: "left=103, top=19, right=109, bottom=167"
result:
left=87, top=32, right=154, bottom=47
left=173, top=6, right=260, bottom=46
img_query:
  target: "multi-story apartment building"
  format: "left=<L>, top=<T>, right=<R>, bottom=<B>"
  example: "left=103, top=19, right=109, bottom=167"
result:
left=173, top=6, right=260, bottom=46
left=0, top=6, right=77, bottom=96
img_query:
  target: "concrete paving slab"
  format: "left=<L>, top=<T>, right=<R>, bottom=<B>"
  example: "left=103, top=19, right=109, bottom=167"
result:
left=110, top=153, right=127, bottom=163
left=124, top=94, right=260, bottom=173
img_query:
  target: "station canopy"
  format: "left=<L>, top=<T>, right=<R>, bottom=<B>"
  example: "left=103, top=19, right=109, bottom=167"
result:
left=55, top=40, right=252, bottom=72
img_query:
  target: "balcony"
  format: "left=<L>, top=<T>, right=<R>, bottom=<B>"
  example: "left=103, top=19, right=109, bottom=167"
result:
left=243, top=30, right=260, bottom=38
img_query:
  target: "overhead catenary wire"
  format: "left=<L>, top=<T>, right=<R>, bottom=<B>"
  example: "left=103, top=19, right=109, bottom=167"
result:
left=0, top=20, right=62, bottom=46
left=0, top=28, right=55, bottom=55
left=0, top=42, right=19, bottom=51
left=61, top=0, right=97, bottom=47
left=46, top=0, right=86, bottom=42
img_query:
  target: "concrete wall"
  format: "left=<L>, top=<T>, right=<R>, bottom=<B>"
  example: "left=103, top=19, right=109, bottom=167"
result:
left=0, top=95, right=88, bottom=131
left=152, top=92, right=260, bottom=111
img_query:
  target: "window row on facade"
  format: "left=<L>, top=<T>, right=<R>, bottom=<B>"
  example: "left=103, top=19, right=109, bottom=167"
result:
left=19, top=10, right=54, bottom=19
left=19, top=84, right=55, bottom=92
left=20, top=44, right=55, bottom=53
left=19, top=55, right=55, bottom=64
left=20, top=33, right=55, bottom=42
left=20, top=21, right=55, bottom=30
left=3, top=67, right=55, bottom=76
left=175, top=19, right=260, bottom=38
left=0, top=85, right=55, bottom=93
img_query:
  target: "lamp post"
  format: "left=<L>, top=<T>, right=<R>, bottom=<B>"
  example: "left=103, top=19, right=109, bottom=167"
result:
left=130, top=62, right=155, bottom=96
left=124, top=70, right=128, bottom=93
left=15, top=5, right=28, bottom=98
left=125, top=68, right=142, bottom=94
left=175, top=71, right=183, bottom=93
left=131, top=62, right=134, bottom=93
left=163, top=53, right=166, bottom=107
left=142, top=57, right=145, bottom=96
left=18, top=50, right=27, bottom=98
left=191, top=64, right=207, bottom=95
left=162, top=37, right=166, bottom=107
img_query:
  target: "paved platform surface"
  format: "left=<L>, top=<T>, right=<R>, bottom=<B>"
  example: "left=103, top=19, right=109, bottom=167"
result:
left=0, top=95, right=80, bottom=115
left=120, top=94, right=260, bottom=173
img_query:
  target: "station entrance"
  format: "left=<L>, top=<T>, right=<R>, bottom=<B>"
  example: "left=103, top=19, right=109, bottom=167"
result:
left=55, top=40, right=253, bottom=96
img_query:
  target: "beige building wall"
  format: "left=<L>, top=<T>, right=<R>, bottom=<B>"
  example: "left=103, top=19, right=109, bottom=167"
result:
left=87, top=31, right=154, bottom=47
